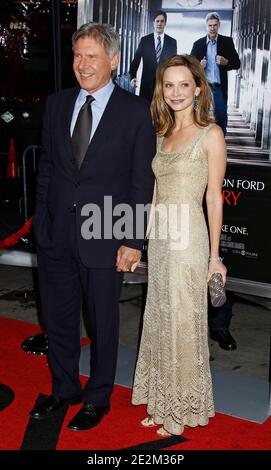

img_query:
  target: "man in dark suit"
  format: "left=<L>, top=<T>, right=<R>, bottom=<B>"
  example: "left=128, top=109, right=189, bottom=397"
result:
left=29, top=23, right=155, bottom=431
left=192, top=12, right=240, bottom=351
left=191, top=11, right=240, bottom=135
left=130, top=10, right=177, bottom=101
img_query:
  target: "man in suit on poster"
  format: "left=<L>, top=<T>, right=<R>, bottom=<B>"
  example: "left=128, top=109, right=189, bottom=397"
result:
left=29, top=22, right=155, bottom=430
left=191, top=12, right=240, bottom=350
left=191, top=11, right=240, bottom=135
left=130, top=10, right=177, bottom=101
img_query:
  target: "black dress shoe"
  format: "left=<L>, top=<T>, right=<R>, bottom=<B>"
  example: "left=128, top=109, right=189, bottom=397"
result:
left=67, top=403, right=110, bottom=431
left=210, top=329, right=237, bottom=351
left=30, top=394, right=82, bottom=419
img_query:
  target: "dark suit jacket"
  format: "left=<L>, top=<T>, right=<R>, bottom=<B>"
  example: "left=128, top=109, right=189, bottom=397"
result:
left=130, top=33, right=177, bottom=101
left=33, top=85, right=156, bottom=268
left=191, top=34, right=240, bottom=102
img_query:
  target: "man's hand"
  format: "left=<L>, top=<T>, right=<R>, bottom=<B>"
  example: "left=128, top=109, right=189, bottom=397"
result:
left=200, top=57, right=207, bottom=68
left=130, top=78, right=138, bottom=88
left=216, top=55, right=229, bottom=66
left=116, top=246, right=142, bottom=272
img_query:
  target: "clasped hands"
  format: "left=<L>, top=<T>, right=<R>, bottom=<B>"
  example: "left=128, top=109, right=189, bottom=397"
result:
left=215, top=55, right=229, bottom=66
left=116, top=245, right=141, bottom=273
left=200, top=55, right=229, bottom=68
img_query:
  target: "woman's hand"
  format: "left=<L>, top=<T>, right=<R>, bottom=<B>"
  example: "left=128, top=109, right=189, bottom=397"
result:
left=207, top=258, right=227, bottom=285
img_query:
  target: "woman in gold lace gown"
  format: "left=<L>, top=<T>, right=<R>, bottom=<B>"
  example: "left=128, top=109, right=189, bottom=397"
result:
left=131, top=55, right=227, bottom=436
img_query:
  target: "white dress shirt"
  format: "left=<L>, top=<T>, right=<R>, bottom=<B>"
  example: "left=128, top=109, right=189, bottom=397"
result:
left=154, top=32, right=165, bottom=51
left=70, top=79, right=115, bottom=141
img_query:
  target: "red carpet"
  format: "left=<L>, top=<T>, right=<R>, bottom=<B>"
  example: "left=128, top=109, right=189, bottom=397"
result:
left=0, top=316, right=271, bottom=450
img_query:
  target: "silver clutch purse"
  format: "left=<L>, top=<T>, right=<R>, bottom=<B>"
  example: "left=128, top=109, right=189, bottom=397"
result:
left=208, top=272, right=226, bottom=308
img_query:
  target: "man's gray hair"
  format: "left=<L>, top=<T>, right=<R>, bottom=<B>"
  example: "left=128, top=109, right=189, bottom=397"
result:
left=205, top=12, right=221, bottom=23
left=72, top=22, right=120, bottom=58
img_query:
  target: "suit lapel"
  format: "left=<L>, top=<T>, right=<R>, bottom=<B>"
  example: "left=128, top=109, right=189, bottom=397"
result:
left=160, top=35, right=168, bottom=61
left=80, top=86, right=124, bottom=166
left=150, top=33, right=157, bottom=63
left=63, top=87, right=80, bottom=161
left=202, top=37, right=207, bottom=57
left=216, top=34, right=223, bottom=56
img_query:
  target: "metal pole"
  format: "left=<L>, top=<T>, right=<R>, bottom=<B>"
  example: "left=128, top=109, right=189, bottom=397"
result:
left=52, top=0, right=62, bottom=92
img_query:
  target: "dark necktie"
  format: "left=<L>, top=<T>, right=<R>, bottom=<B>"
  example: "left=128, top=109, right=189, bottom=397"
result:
left=156, top=35, right=162, bottom=63
left=72, top=95, right=95, bottom=169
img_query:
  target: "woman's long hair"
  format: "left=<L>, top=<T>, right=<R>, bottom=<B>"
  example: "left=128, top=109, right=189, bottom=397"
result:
left=151, top=54, right=214, bottom=136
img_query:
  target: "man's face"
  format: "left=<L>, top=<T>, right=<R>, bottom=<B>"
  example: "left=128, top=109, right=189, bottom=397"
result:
left=206, top=19, right=220, bottom=40
left=153, top=15, right=166, bottom=35
left=73, top=36, right=119, bottom=94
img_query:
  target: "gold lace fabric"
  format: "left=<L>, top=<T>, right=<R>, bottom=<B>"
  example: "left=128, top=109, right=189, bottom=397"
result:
left=132, top=125, right=215, bottom=435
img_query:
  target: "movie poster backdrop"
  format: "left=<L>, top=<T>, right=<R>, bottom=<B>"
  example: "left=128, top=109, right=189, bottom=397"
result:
left=222, top=161, right=271, bottom=285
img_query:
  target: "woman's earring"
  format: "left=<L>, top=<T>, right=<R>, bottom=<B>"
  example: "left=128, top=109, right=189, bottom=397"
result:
left=193, top=95, right=199, bottom=111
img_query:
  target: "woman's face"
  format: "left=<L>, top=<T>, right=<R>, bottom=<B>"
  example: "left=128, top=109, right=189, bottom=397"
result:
left=162, top=65, right=200, bottom=113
